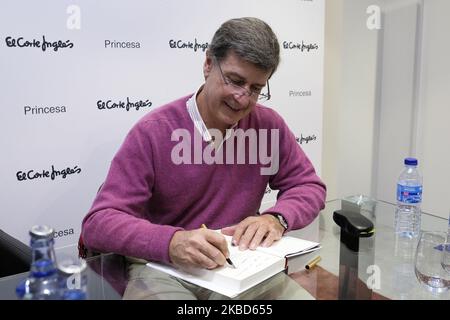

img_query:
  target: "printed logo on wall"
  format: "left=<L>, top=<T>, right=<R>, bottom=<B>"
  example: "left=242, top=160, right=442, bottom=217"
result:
left=282, top=40, right=319, bottom=52
left=53, top=228, right=74, bottom=239
left=104, top=40, right=141, bottom=49
left=24, top=105, right=67, bottom=116
left=295, top=134, right=317, bottom=145
left=289, top=90, right=312, bottom=97
left=5, top=35, right=74, bottom=52
left=169, top=38, right=209, bottom=52
left=97, top=97, right=152, bottom=112
left=16, top=165, right=82, bottom=182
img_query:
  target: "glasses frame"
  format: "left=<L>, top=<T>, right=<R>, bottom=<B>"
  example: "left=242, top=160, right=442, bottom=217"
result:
left=213, top=56, right=271, bottom=101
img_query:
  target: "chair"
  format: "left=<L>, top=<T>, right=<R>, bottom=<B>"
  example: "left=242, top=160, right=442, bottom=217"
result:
left=0, top=229, right=31, bottom=278
left=78, top=182, right=127, bottom=296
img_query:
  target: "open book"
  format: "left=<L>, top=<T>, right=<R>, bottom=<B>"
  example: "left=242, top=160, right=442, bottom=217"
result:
left=146, top=235, right=320, bottom=298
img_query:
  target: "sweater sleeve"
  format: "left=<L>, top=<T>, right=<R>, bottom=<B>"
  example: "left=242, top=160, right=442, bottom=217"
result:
left=81, top=121, right=182, bottom=264
left=261, top=115, right=326, bottom=231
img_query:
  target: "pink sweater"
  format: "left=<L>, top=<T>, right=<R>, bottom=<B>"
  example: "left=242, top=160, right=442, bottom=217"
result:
left=81, top=95, right=326, bottom=264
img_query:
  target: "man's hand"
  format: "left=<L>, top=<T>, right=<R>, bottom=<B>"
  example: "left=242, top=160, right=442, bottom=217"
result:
left=221, top=214, right=285, bottom=251
left=169, top=229, right=230, bottom=270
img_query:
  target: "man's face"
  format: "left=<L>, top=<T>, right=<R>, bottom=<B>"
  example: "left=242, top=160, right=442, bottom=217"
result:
left=200, top=51, right=271, bottom=130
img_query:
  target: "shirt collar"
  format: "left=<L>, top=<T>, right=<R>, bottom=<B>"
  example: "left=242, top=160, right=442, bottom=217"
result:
left=186, top=85, right=237, bottom=143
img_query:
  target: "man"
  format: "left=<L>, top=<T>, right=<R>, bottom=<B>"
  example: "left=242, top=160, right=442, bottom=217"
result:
left=81, top=17, right=326, bottom=299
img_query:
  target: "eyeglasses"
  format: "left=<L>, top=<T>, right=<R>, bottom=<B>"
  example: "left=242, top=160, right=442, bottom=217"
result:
left=214, top=56, right=271, bottom=101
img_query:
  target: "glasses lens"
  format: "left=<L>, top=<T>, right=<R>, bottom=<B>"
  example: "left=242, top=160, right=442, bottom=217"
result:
left=216, top=56, right=270, bottom=101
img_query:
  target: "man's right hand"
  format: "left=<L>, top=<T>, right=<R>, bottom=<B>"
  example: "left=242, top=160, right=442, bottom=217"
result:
left=169, top=229, right=230, bottom=270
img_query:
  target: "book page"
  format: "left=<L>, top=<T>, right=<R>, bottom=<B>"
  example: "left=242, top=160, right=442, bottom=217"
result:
left=146, top=235, right=285, bottom=298
left=218, top=243, right=282, bottom=281
left=256, top=236, right=320, bottom=258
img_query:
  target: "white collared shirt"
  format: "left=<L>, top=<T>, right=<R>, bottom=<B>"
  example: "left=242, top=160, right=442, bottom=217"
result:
left=186, top=85, right=237, bottom=150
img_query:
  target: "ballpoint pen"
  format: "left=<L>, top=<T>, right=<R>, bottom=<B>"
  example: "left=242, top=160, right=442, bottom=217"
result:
left=201, top=224, right=236, bottom=268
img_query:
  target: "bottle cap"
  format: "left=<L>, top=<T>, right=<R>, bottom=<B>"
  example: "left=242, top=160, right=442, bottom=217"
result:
left=404, top=158, right=418, bottom=166
left=30, top=225, right=54, bottom=239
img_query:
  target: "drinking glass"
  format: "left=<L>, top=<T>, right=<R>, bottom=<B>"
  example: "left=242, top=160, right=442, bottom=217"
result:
left=414, top=231, right=450, bottom=294
left=57, top=255, right=88, bottom=299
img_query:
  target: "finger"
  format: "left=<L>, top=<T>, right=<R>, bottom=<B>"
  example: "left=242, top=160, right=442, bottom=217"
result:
left=180, top=233, right=219, bottom=269
left=238, top=223, right=259, bottom=250
left=221, top=225, right=236, bottom=236
left=208, top=233, right=230, bottom=259
left=249, top=226, right=269, bottom=250
left=202, top=232, right=228, bottom=265
left=261, top=229, right=282, bottom=248
left=232, top=221, right=251, bottom=248
left=192, top=250, right=219, bottom=269
left=179, top=230, right=221, bottom=269
left=199, top=244, right=226, bottom=267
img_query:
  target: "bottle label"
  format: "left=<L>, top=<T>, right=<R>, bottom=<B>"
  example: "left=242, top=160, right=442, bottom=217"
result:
left=397, top=184, right=422, bottom=203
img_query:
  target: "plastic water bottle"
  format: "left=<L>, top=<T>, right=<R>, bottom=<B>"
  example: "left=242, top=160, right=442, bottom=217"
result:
left=394, top=157, right=422, bottom=238
left=16, top=225, right=61, bottom=300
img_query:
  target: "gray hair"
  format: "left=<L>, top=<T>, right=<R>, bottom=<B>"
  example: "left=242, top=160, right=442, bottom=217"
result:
left=209, top=17, right=280, bottom=77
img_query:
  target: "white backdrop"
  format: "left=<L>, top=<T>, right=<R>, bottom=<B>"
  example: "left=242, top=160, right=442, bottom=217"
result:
left=0, top=0, right=324, bottom=250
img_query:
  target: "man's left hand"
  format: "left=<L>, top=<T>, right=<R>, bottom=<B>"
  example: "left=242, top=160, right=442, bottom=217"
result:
left=221, top=214, right=285, bottom=251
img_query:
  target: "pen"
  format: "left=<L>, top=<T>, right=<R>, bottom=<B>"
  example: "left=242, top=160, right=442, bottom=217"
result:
left=201, top=224, right=236, bottom=269
left=305, top=256, right=321, bottom=270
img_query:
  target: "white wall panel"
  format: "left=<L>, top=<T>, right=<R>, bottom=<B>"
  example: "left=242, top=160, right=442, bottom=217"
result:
left=0, top=0, right=325, bottom=249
